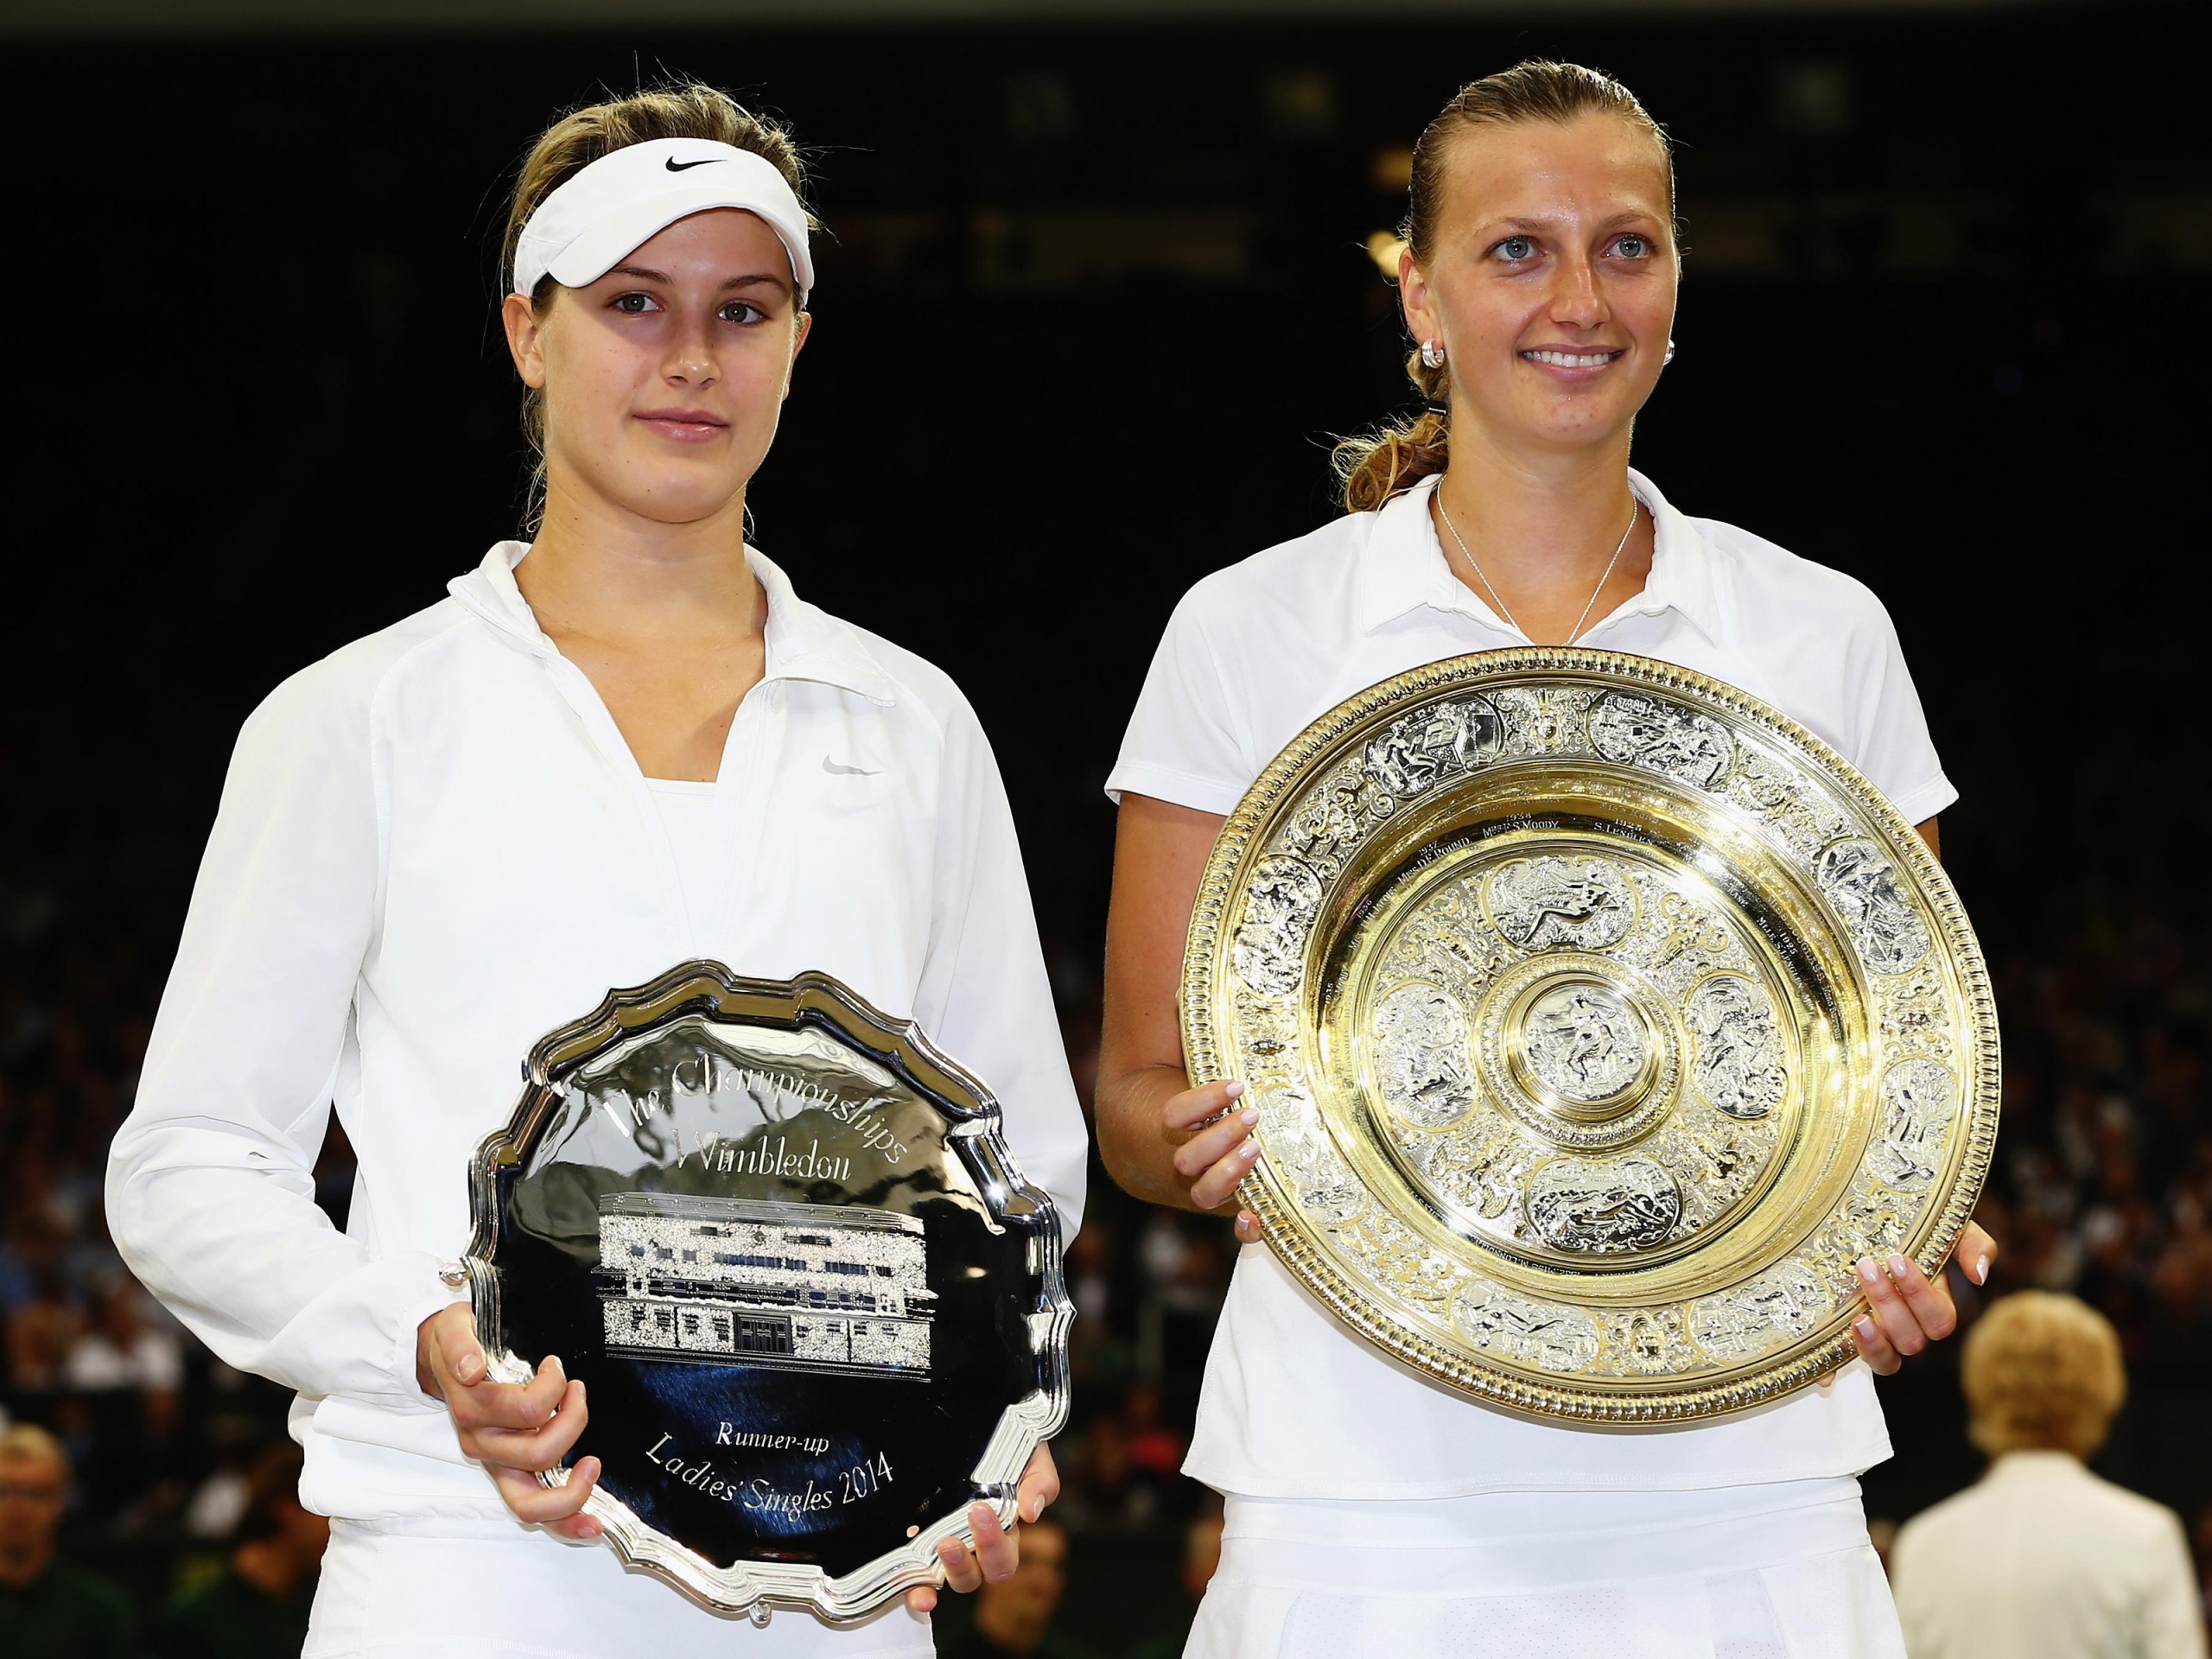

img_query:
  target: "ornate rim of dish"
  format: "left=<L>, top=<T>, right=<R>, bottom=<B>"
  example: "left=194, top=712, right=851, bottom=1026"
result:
left=1180, top=647, right=1999, bottom=1423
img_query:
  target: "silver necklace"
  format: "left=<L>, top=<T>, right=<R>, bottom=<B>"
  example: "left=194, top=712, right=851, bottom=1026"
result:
left=1434, top=489, right=1638, bottom=647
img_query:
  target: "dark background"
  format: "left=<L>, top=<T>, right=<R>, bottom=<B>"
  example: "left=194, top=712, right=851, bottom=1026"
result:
left=4, top=2, right=2209, bottom=1649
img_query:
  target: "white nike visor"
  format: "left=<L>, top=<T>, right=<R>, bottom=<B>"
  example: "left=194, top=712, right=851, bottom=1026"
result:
left=511, top=137, right=814, bottom=303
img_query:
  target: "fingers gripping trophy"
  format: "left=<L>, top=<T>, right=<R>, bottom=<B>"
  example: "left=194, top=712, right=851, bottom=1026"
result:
left=108, top=85, right=1083, bottom=1656
left=1096, top=60, right=1995, bottom=1659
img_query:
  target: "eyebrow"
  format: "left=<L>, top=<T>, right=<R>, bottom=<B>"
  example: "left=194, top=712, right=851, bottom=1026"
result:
left=1475, top=210, right=1662, bottom=236
left=604, top=263, right=793, bottom=296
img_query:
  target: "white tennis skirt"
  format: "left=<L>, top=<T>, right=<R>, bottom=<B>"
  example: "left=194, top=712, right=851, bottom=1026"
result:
left=303, top=1516, right=935, bottom=1659
left=1185, top=1478, right=1904, bottom=1659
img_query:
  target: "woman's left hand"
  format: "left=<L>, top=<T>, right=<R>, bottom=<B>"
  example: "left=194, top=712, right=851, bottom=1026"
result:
left=1849, top=1219, right=1998, bottom=1374
left=903, top=1442, right=1060, bottom=1614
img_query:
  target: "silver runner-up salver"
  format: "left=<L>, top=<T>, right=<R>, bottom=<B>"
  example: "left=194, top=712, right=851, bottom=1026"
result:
left=462, top=963, right=1071, bottom=1624
left=1181, top=648, right=1999, bottom=1423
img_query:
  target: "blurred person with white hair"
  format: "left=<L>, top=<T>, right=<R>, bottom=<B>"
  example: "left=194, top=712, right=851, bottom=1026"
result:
left=0, top=1422, right=136, bottom=1658
left=1889, top=1292, right=2202, bottom=1659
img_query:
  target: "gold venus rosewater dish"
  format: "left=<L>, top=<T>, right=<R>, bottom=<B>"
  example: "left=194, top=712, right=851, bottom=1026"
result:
left=1181, top=650, right=1998, bottom=1421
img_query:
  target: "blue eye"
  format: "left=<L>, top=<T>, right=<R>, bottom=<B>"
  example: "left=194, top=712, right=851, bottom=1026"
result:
left=1497, top=236, right=1536, bottom=262
left=1612, top=235, right=1651, bottom=259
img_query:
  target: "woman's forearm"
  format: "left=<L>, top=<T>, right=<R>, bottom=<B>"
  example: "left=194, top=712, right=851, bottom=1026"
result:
left=1097, top=1058, right=1251, bottom=1218
left=1099, top=794, right=1238, bottom=1212
left=1096, top=1060, right=1206, bottom=1211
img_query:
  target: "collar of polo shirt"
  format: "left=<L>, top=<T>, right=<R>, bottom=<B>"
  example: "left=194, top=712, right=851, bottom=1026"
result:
left=1353, top=471, right=1722, bottom=645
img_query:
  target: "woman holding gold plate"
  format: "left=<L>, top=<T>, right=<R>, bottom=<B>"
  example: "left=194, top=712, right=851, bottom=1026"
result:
left=1098, top=60, right=1996, bottom=1659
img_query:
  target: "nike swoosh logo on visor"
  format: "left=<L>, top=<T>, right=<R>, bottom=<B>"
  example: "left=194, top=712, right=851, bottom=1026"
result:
left=664, top=156, right=724, bottom=172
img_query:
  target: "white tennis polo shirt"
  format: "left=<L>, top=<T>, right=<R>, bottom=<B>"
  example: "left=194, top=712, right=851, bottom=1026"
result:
left=1107, top=469, right=1956, bottom=1497
left=111, top=543, right=1088, bottom=1531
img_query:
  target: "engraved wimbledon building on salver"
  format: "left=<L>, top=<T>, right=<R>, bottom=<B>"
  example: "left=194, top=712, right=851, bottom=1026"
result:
left=598, top=1192, right=936, bottom=1376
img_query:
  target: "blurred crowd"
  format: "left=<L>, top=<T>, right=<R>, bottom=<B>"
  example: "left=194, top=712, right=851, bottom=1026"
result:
left=1967, top=786, right=2212, bottom=1365
left=10, top=718, right=2212, bottom=1654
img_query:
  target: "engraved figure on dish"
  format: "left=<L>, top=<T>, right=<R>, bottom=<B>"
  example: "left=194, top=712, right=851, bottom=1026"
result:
left=1258, top=1090, right=1366, bottom=1224
left=1588, top=691, right=1735, bottom=789
left=1522, top=982, right=1645, bottom=1103
left=1410, top=1128, right=1528, bottom=1221
left=1688, top=1260, right=1830, bottom=1360
left=1283, top=767, right=1376, bottom=871
left=1684, top=974, right=1788, bottom=1120
left=1363, top=697, right=1504, bottom=797
left=1603, top=1306, right=1698, bottom=1376
left=597, top=1193, right=936, bottom=1377
left=1232, top=855, right=1324, bottom=995
left=1372, top=981, right=1477, bottom=1128
left=1452, top=1286, right=1601, bottom=1373
left=1525, top=1155, right=1683, bottom=1253
left=1869, top=1058, right=1958, bottom=1192
left=1816, top=838, right=1932, bottom=975
left=1486, top=856, right=1636, bottom=951
left=1462, top=1144, right=1530, bottom=1221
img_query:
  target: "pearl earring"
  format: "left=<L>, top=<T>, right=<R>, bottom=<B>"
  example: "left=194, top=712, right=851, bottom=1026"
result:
left=1663, top=340, right=1676, bottom=365
left=1420, top=340, right=1446, bottom=369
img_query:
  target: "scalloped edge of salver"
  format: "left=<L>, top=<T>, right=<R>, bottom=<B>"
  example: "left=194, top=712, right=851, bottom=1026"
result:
left=462, top=961, right=1073, bottom=1624
left=1179, top=645, right=1999, bottom=1425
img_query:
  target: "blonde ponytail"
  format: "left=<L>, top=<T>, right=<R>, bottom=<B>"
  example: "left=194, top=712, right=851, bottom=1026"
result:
left=1333, top=350, right=1452, bottom=513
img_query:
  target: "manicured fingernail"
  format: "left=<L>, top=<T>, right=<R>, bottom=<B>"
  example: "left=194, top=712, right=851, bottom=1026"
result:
left=1888, top=1253, right=1913, bottom=1279
left=1239, top=1137, right=1261, bottom=1160
left=1224, top=1080, right=1246, bottom=1099
left=457, top=1351, right=483, bottom=1382
left=1975, top=1254, right=1991, bottom=1284
left=1856, top=1256, right=1881, bottom=1286
left=1239, top=1109, right=1259, bottom=1127
left=1854, top=1317, right=1878, bottom=1344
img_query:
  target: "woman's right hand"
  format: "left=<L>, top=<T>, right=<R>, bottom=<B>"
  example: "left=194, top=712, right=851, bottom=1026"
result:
left=416, top=1301, right=601, bottom=1539
left=1163, top=1078, right=1265, bottom=1243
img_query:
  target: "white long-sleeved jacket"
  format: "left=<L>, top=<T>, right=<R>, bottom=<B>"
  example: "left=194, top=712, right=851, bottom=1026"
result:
left=108, top=543, right=1087, bottom=1524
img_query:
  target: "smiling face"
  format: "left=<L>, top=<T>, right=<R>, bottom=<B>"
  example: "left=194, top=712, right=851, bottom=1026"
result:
left=502, top=206, right=810, bottom=530
left=1401, top=112, right=1676, bottom=461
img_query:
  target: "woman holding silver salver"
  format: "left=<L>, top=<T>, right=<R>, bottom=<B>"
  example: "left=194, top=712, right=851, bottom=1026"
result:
left=107, top=82, right=1082, bottom=1658
left=1096, top=60, right=1996, bottom=1659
